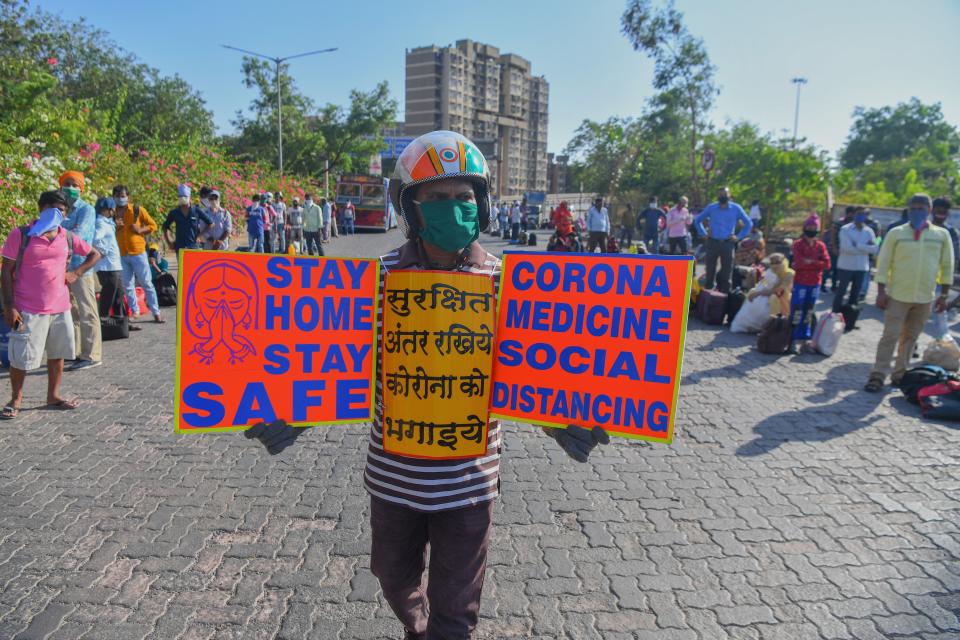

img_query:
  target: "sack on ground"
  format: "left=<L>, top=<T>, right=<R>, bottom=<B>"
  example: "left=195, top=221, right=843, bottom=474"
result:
left=922, top=337, right=960, bottom=372
left=811, top=312, right=845, bottom=356
left=730, top=294, right=772, bottom=333
left=757, top=314, right=791, bottom=354
left=156, top=273, right=177, bottom=307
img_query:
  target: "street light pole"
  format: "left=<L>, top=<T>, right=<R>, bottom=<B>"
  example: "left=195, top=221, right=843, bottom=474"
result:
left=791, top=77, right=808, bottom=148
left=222, top=45, right=337, bottom=178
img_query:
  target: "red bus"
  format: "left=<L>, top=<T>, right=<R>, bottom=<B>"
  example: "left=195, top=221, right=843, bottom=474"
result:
left=336, top=174, right=396, bottom=232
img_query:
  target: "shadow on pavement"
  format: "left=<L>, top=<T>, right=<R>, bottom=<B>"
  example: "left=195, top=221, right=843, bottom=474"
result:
left=737, top=380, right=888, bottom=457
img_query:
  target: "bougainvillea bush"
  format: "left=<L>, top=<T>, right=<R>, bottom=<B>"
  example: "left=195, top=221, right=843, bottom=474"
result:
left=0, top=136, right=314, bottom=240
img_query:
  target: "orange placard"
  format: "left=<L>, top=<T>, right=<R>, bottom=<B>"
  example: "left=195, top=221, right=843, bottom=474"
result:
left=490, top=251, right=693, bottom=444
left=174, top=250, right=379, bottom=433
left=381, top=270, right=495, bottom=459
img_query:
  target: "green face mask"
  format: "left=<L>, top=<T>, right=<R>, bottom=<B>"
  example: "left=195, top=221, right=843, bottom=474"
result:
left=416, top=199, right=480, bottom=253
left=63, top=186, right=80, bottom=202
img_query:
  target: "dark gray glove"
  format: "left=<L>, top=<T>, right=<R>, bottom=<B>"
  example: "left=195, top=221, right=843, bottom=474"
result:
left=547, top=425, right=610, bottom=462
left=244, top=420, right=307, bottom=455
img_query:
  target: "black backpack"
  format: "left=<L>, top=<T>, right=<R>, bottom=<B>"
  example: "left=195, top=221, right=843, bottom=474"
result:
left=156, top=272, right=178, bottom=307
left=840, top=303, right=860, bottom=332
left=900, top=365, right=957, bottom=405
left=725, top=288, right=746, bottom=325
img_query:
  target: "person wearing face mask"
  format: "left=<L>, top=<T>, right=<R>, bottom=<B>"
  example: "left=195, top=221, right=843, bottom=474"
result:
left=929, top=197, right=959, bottom=338
left=162, top=184, right=213, bottom=253
left=694, top=187, right=753, bottom=293
left=201, top=190, right=232, bottom=251
left=113, top=185, right=163, bottom=323
left=198, top=186, right=213, bottom=212
left=731, top=252, right=794, bottom=333
left=243, top=131, right=608, bottom=640
left=301, top=193, right=323, bottom=256
left=787, top=214, right=831, bottom=354
left=287, top=196, right=304, bottom=253
left=272, top=192, right=287, bottom=252
left=865, top=194, right=955, bottom=392
left=832, top=207, right=877, bottom=313
left=546, top=211, right=583, bottom=252
left=638, top=197, right=666, bottom=254
left=0, top=189, right=100, bottom=418
left=59, top=171, right=103, bottom=369
left=91, top=197, right=127, bottom=321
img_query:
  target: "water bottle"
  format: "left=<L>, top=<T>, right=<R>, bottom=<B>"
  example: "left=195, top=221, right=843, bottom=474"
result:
left=0, top=316, right=10, bottom=369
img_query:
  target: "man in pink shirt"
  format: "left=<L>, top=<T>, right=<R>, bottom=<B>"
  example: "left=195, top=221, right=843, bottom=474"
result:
left=666, top=196, right=692, bottom=255
left=0, top=190, right=101, bottom=419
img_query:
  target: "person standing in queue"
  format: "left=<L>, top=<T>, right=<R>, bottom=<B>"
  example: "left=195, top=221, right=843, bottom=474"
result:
left=1, top=190, right=100, bottom=417
left=244, top=130, right=608, bottom=640
left=59, top=170, right=102, bottom=369
left=694, top=186, right=753, bottom=293
left=113, top=185, right=163, bottom=323
left=162, top=184, right=213, bottom=253
left=586, top=197, right=610, bottom=253
left=865, top=194, right=954, bottom=392
left=787, top=214, right=831, bottom=354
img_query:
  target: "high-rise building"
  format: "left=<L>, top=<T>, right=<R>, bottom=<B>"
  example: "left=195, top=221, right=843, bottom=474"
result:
left=404, top=39, right=548, bottom=197
left=547, top=153, right=571, bottom=194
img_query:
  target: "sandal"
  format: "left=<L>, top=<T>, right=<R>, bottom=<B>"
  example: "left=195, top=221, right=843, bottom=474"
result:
left=46, top=399, right=78, bottom=410
left=0, top=403, right=20, bottom=420
left=864, top=376, right=884, bottom=393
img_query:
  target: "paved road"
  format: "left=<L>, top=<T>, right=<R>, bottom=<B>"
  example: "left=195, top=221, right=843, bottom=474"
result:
left=0, top=228, right=958, bottom=639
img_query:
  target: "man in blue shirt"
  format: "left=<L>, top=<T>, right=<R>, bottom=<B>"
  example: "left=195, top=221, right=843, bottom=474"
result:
left=60, top=170, right=102, bottom=369
left=694, top=186, right=753, bottom=293
left=162, top=184, right=213, bottom=252
left=637, top=197, right=666, bottom=254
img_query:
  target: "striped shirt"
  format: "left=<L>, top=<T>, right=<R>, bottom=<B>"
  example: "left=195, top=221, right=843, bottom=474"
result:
left=364, top=240, right=502, bottom=512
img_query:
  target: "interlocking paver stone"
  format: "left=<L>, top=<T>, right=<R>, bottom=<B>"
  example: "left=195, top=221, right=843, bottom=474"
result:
left=0, top=230, right=957, bottom=638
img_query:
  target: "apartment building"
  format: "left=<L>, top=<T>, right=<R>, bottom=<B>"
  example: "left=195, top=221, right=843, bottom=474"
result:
left=404, top=39, right=548, bottom=197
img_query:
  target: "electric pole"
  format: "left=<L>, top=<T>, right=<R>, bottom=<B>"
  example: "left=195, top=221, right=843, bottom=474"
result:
left=791, top=77, right=808, bottom=148
left=222, top=45, right=337, bottom=178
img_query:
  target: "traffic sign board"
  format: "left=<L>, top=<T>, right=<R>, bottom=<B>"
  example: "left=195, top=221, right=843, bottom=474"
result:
left=701, top=149, right=715, bottom=172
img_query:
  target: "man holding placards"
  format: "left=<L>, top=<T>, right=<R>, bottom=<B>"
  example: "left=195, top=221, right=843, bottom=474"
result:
left=245, top=131, right=609, bottom=639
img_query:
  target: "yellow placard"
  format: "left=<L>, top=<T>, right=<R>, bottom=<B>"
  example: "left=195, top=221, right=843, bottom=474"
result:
left=381, top=270, right=496, bottom=459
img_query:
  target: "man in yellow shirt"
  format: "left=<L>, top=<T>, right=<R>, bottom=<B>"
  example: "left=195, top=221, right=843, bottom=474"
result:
left=112, top=185, right=163, bottom=322
left=865, top=194, right=954, bottom=391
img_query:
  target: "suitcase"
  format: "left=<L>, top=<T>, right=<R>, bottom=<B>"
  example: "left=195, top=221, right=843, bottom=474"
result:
left=840, top=303, right=860, bottom=332
left=696, top=290, right=728, bottom=325
left=527, top=233, right=537, bottom=246
left=101, top=316, right=130, bottom=341
left=725, top=288, right=746, bottom=325
left=757, top=315, right=792, bottom=354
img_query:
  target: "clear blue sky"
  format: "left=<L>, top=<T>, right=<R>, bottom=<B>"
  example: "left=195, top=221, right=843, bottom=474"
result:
left=40, top=0, right=960, bottom=159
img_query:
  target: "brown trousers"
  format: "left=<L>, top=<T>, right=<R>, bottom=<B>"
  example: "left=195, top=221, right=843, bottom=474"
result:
left=370, top=496, right=494, bottom=640
left=871, top=297, right=933, bottom=383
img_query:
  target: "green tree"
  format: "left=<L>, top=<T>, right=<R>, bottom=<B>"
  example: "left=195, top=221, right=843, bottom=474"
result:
left=621, top=0, right=718, bottom=203
left=704, top=122, right=828, bottom=232
left=0, top=0, right=214, bottom=147
left=229, top=56, right=397, bottom=183
left=840, top=98, right=960, bottom=168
